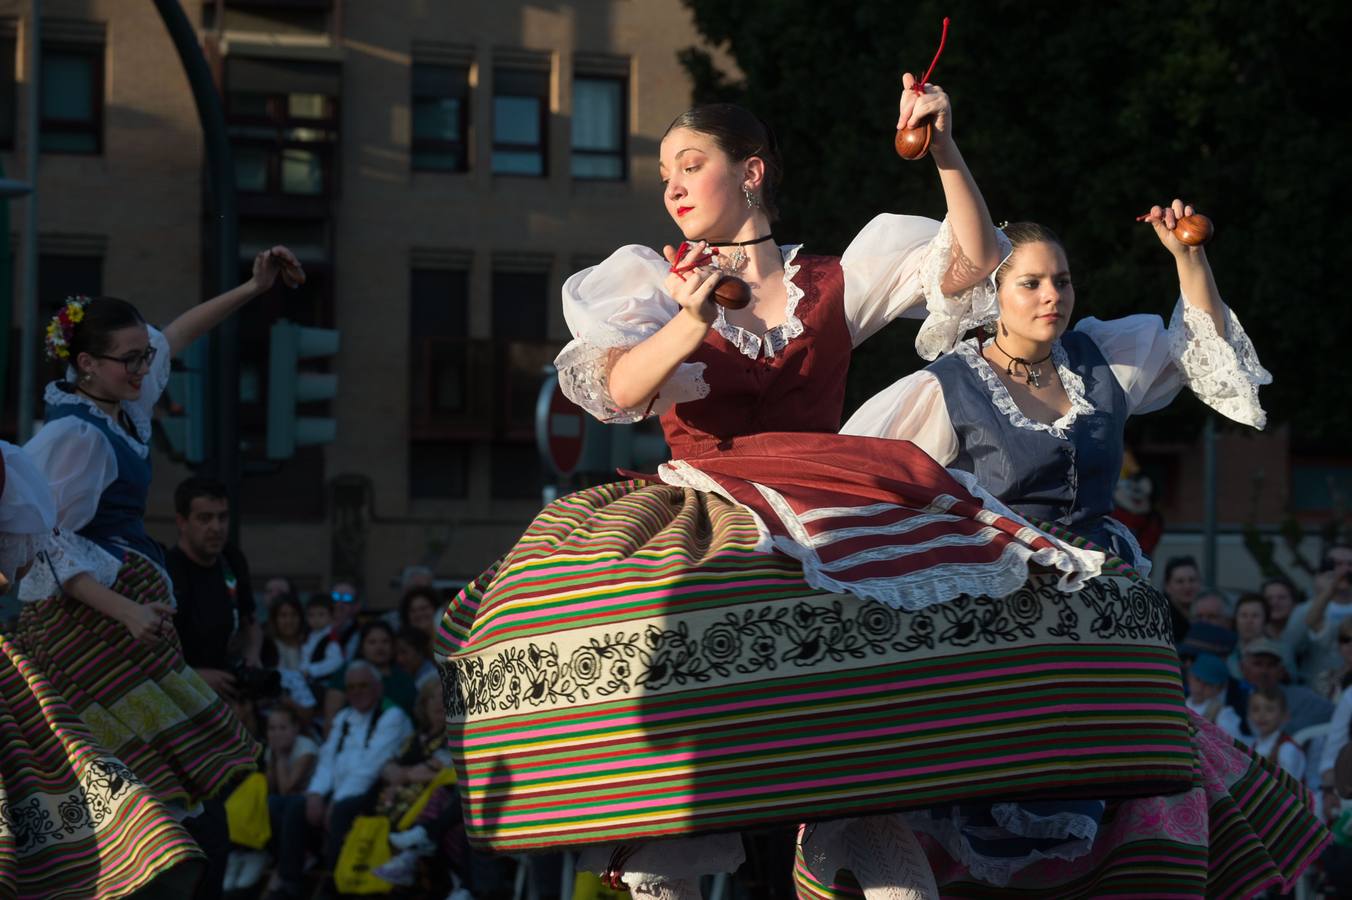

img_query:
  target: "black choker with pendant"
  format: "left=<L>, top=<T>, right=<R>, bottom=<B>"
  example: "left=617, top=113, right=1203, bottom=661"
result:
left=992, top=338, right=1053, bottom=388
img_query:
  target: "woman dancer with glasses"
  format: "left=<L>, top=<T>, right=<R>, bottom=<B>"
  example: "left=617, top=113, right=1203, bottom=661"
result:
left=434, top=75, right=1217, bottom=897
left=0, top=440, right=209, bottom=896
left=14, top=247, right=303, bottom=817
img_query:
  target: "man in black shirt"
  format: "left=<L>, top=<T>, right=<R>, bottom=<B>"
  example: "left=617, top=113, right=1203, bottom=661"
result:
left=167, top=477, right=258, bottom=698
left=165, top=477, right=259, bottom=900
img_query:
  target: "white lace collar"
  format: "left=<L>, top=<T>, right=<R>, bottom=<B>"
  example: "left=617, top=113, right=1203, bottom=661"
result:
left=711, top=243, right=805, bottom=360
left=43, top=382, right=151, bottom=458
left=952, top=338, right=1095, bottom=439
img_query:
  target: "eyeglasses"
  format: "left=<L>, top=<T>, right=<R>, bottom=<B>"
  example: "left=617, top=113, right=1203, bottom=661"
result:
left=331, top=591, right=356, bottom=603
left=94, top=347, right=157, bottom=374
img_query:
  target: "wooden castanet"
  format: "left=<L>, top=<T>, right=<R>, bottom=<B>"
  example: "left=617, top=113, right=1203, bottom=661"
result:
left=712, top=276, right=751, bottom=309
left=895, top=121, right=934, bottom=161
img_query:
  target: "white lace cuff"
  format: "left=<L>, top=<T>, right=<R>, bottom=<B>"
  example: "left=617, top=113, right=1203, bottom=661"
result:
left=555, top=338, right=709, bottom=423
left=18, top=528, right=121, bottom=602
left=1168, top=299, right=1272, bottom=429
left=914, top=221, right=1011, bottom=361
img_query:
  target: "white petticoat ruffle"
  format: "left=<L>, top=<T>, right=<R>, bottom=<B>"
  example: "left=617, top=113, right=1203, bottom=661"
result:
left=656, top=461, right=1104, bottom=612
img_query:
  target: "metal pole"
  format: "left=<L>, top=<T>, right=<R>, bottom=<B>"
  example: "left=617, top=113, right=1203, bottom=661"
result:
left=152, top=0, right=240, bottom=538
left=1202, top=414, right=1218, bottom=588
left=17, top=1, right=40, bottom=441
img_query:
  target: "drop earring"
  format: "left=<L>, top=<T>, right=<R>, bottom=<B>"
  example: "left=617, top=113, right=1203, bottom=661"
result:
left=743, top=187, right=759, bottom=209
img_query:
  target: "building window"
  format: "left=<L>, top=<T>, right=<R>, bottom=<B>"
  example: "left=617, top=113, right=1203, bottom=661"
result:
left=226, top=59, right=339, bottom=199
left=411, top=63, right=469, bottom=172
left=491, top=268, right=553, bottom=498
left=492, top=69, right=548, bottom=176
left=571, top=75, right=625, bottom=180
left=40, top=43, right=103, bottom=154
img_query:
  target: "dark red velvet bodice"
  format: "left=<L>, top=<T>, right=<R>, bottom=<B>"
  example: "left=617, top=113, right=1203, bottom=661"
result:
left=660, top=254, right=851, bottom=460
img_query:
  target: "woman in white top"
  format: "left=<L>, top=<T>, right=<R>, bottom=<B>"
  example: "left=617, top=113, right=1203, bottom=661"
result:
left=826, top=210, right=1326, bottom=896
left=14, top=247, right=303, bottom=810
left=0, top=441, right=203, bottom=896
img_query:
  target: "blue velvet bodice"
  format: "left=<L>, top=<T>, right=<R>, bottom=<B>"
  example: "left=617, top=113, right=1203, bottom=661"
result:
left=927, top=331, right=1128, bottom=553
left=44, top=396, right=164, bottom=569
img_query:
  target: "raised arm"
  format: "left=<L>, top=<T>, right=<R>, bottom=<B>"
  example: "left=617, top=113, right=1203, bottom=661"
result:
left=899, top=72, right=1000, bottom=293
left=161, top=246, right=305, bottom=357
left=1139, top=199, right=1224, bottom=333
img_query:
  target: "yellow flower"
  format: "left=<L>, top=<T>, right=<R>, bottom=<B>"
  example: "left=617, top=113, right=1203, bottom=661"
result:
left=68, top=303, right=84, bottom=323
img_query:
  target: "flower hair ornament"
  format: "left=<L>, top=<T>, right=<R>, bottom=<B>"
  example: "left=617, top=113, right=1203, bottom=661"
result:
left=44, top=295, right=90, bottom=363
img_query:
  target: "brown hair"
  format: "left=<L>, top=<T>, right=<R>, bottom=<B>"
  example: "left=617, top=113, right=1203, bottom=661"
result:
left=993, top=222, right=1066, bottom=289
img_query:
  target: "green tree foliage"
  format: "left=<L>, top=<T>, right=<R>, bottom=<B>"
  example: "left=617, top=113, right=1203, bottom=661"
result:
left=679, top=0, right=1350, bottom=446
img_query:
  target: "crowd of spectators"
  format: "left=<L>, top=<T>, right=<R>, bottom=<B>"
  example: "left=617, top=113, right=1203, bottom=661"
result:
left=1167, top=545, right=1352, bottom=892
left=162, top=477, right=496, bottom=899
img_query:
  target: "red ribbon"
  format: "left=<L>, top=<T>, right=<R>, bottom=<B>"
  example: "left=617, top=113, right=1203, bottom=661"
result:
left=913, top=16, right=951, bottom=94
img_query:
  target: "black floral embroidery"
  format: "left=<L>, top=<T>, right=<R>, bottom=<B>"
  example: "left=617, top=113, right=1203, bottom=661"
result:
left=0, top=759, right=141, bottom=852
left=439, top=578, right=1173, bottom=716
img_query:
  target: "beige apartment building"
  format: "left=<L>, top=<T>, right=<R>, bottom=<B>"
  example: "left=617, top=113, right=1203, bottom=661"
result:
left=0, top=2, right=1326, bottom=607
left=0, top=0, right=728, bottom=604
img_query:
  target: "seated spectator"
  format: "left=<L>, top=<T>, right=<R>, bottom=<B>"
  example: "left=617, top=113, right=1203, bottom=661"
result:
left=262, top=594, right=306, bottom=672
left=1262, top=576, right=1300, bottom=639
left=1284, top=545, right=1352, bottom=686
left=300, top=595, right=345, bottom=687
left=1241, top=638, right=1334, bottom=735
left=399, top=585, right=443, bottom=643
left=323, top=622, right=418, bottom=726
left=1163, top=555, right=1202, bottom=642
left=329, top=580, right=368, bottom=660
left=395, top=626, right=439, bottom=691
left=1228, top=593, right=1270, bottom=680
left=305, top=662, right=413, bottom=887
left=1245, top=686, right=1306, bottom=781
left=1190, top=590, right=1231, bottom=629
left=373, top=680, right=466, bottom=892
left=261, top=707, right=319, bottom=900
left=1186, top=653, right=1243, bottom=739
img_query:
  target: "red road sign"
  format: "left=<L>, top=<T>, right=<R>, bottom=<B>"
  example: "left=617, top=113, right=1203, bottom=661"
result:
left=536, top=373, right=584, bottom=477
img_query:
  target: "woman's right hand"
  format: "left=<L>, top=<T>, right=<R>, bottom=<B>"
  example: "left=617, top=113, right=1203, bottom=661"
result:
left=119, top=599, right=175, bottom=643
left=661, top=241, right=723, bottom=326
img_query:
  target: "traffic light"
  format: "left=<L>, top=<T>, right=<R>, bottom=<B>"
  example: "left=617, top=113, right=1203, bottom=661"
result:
left=266, top=319, right=339, bottom=460
left=159, top=338, right=209, bottom=464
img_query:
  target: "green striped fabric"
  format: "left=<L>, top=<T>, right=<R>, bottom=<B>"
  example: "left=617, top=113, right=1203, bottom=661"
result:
left=437, top=481, right=1193, bottom=853
left=0, top=630, right=202, bottom=897
left=792, top=718, right=1329, bottom=898
left=13, top=554, right=259, bottom=806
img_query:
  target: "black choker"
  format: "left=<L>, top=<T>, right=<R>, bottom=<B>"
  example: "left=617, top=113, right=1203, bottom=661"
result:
left=699, top=234, right=775, bottom=248
left=992, top=338, right=1054, bottom=388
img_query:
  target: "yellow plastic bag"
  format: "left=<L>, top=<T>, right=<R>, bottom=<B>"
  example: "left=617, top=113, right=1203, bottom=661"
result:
left=394, top=766, right=458, bottom=832
left=334, top=815, right=395, bottom=894
left=223, top=772, right=271, bottom=849
left=573, top=871, right=631, bottom=900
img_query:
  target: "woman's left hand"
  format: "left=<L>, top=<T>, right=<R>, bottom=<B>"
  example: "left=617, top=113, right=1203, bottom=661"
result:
left=1141, top=199, right=1203, bottom=258
left=251, top=245, right=306, bottom=293
left=898, top=72, right=953, bottom=145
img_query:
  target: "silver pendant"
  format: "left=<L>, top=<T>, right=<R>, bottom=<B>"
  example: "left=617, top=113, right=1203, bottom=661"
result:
left=1028, top=366, right=1041, bottom=388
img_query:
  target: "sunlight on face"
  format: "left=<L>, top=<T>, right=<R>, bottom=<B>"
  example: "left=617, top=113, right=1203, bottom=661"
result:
left=996, top=242, right=1074, bottom=345
left=658, top=127, right=744, bottom=240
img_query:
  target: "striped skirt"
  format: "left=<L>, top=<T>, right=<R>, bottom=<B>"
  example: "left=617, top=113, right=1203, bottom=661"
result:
left=793, top=715, right=1330, bottom=899
left=436, top=479, right=1193, bottom=853
left=12, top=553, right=259, bottom=807
left=0, top=630, right=202, bottom=898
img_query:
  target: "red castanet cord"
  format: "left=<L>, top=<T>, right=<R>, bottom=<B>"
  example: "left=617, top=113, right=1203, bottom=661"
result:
left=914, top=16, right=951, bottom=93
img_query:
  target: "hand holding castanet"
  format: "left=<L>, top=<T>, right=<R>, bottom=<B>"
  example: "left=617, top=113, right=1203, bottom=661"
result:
left=1136, top=202, right=1214, bottom=247
left=665, top=241, right=751, bottom=310
left=895, top=17, right=950, bottom=161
